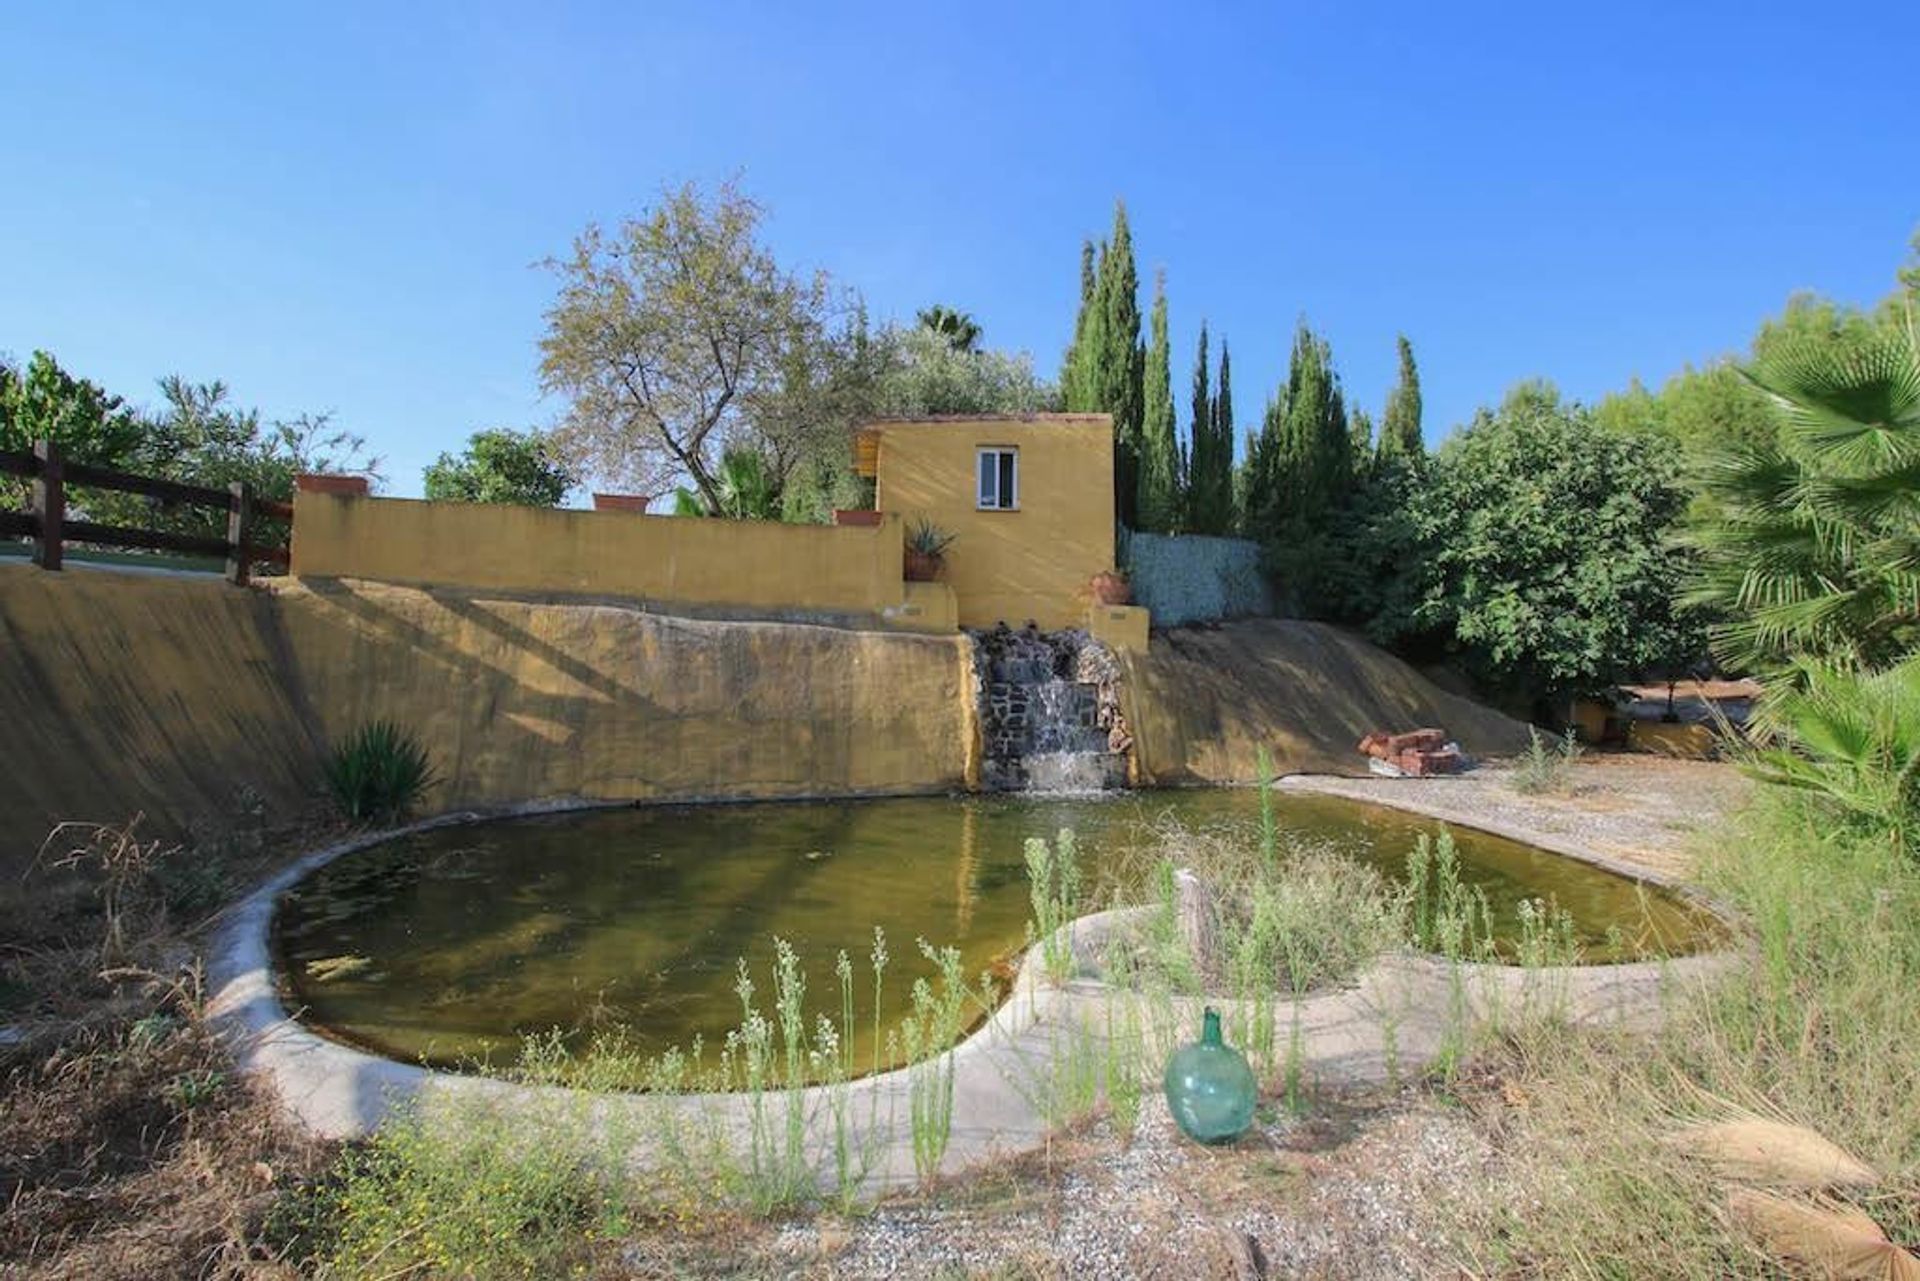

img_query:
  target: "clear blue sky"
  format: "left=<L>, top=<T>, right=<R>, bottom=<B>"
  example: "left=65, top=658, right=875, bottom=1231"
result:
left=5, top=2, right=1915, bottom=497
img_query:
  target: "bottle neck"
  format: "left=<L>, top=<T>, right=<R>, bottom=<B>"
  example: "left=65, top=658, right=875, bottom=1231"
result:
left=1202, top=1006, right=1223, bottom=1047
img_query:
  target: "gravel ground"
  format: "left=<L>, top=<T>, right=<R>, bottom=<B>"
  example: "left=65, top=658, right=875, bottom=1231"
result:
left=742, top=1089, right=1497, bottom=1280
left=1283, top=754, right=1750, bottom=883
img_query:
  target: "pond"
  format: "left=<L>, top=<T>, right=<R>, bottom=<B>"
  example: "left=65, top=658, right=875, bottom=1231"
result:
left=274, top=789, right=1716, bottom=1075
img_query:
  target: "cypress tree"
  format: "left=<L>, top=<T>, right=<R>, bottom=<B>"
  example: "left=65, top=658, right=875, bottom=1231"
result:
left=1185, top=324, right=1216, bottom=532
left=1095, top=202, right=1145, bottom=527
left=1137, top=270, right=1179, bottom=532
left=1061, top=239, right=1102, bottom=411
left=1378, top=334, right=1424, bottom=461
left=1209, top=341, right=1237, bottom=535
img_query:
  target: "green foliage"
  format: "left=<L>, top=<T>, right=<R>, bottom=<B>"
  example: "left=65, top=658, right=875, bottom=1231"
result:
left=540, top=179, right=840, bottom=513
left=1377, top=335, right=1424, bottom=462
left=324, top=721, right=438, bottom=824
left=1182, top=329, right=1237, bottom=535
left=1062, top=202, right=1145, bottom=526
left=1374, top=384, right=1705, bottom=702
left=904, top=516, right=956, bottom=557
left=872, top=326, right=1057, bottom=419
left=422, top=428, right=572, bottom=506
left=915, top=304, right=982, bottom=352
left=1242, top=322, right=1360, bottom=615
left=1513, top=728, right=1583, bottom=795
left=1745, top=656, right=1920, bottom=854
left=1136, top=271, right=1181, bottom=532
left=1684, top=331, right=1920, bottom=676
left=1024, top=829, right=1081, bottom=983
left=0, top=349, right=143, bottom=470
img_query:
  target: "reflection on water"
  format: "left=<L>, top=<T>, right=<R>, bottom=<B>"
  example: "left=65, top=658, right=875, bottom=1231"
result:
left=275, top=789, right=1715, bottom=1073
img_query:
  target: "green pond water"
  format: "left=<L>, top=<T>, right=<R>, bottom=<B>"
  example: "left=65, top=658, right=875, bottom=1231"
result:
left=275, top=789, right=1715, bottom=1074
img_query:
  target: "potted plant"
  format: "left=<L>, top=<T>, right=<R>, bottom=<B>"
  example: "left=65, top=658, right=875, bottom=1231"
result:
left=1090, top=567, right=1131, bottom=606
left=904, top=518, right=956, bottom=582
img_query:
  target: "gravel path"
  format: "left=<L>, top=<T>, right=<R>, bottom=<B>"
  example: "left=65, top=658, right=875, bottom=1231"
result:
left=1282, top=755, right=1750, bottom=883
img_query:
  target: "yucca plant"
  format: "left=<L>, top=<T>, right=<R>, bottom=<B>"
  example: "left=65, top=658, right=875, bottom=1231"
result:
left=325, top=721, right=438, bottom=824
left=1684, top=330, right=1920, bottom=677
left=1743, top=656, right=1920, bottom=857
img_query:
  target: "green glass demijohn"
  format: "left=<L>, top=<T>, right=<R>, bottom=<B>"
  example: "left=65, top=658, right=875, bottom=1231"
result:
left=1163, top=1006, right=1256, bottom=1144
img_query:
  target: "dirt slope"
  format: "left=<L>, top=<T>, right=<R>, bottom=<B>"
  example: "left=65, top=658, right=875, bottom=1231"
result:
left=1123, top=619, right=1529, bottom=783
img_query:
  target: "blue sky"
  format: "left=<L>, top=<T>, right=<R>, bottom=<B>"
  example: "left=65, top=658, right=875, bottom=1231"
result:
left=4, top=2, right=1915, bottom=497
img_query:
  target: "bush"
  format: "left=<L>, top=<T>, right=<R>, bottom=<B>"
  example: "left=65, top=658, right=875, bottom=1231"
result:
left=1511, top=727, right=1582, bottom=795
left=324, top=722, right=437, bottom=824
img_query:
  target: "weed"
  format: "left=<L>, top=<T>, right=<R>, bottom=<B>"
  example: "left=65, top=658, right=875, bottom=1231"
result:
left=1512, top=727, right=1582, bottom=795
left=324, top=720, right=438, bottom=824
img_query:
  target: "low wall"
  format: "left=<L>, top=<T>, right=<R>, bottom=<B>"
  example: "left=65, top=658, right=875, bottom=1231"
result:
left=292, top=493, right=910, bottom=622
left=1124, top=532, right=1273, bottom=627
left=0, top=566, right=975, bottom=870
left=1123, top=618, right=1530, bottom=783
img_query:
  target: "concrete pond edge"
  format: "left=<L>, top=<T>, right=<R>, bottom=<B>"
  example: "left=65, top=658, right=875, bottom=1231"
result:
left=204, top=783, right=1743, bottom=1192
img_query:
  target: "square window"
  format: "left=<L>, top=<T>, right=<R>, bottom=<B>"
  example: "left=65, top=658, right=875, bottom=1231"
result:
left=977, top=447, right=1017, bottom=510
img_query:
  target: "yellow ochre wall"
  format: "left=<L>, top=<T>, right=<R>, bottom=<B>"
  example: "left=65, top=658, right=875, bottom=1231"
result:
left=0, top=566, right=976, bottom=869
left=872, top=415, right=1117, bottom=631
left=291, top=492, right=918, bottom=624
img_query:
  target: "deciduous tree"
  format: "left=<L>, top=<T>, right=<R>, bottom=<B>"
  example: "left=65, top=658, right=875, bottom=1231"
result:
left=424, top=429, right=573, bottom=506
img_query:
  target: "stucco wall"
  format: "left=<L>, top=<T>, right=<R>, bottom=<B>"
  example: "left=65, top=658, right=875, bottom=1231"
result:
left=873, top=416, right=1116, bottom=630
left=0, top=565, right=324, bottom=868
left=1122, top=618, right=1530, bottom=783
left=277, top=578, right=977, bottom=809
left=291, top=493, right=911, bottom=622
left=0, top=567, right=976, bottom=870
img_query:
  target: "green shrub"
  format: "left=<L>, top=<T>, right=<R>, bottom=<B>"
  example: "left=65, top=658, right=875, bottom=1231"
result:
left=1511, top=727, right=1582, bottom=795
left=324, top=721, right=437, bottom=824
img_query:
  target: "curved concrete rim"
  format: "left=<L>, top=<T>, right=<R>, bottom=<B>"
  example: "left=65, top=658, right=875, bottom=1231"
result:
left=205, top=783, right=1744, bottom=1192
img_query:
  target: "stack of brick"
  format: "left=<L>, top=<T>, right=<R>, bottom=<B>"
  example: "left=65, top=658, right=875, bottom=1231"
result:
left=1357, top=727, right=1466, bottom=777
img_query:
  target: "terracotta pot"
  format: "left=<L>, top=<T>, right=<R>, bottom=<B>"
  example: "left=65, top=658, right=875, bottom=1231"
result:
left=833, top=508, right=883, bottom=527
left=1090, top=570, right=1132, bottom=606
left=904, top=549, right=944, bottom=582
left=592, top=493, right=649, bottom=513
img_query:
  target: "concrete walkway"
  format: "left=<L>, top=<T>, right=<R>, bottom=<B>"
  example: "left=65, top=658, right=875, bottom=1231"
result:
left=206, top=790, right=1735, bottom=1193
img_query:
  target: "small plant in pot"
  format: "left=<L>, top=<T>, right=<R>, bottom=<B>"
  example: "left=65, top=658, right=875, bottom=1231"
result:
left=904, top=518, right=956, bottom=581
left=1090, top=567, right=1131, bottom=605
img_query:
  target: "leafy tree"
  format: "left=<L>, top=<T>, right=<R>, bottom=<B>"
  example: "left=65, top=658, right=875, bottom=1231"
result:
left=539, top=180, right=840, bottom=514
left=1376, top=384, right=1704, bottom=706
left=872, top=327, right=1056, bottom=418
left=424, top=429, right=573, bottom=506
left=915, top=305, right=982, bottom=353
left=1684, top=331, right=1920, bottom=677
left=1377, top=335, right=1424, bottom=461
left=1136, top=271, right=1180, bottom=532
left=0, top=351, right=143, bottom=502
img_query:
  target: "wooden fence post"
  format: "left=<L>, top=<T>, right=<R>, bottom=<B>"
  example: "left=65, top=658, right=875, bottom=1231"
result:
left=226, top=481, right=254, bottom=586
left=31, top=439, right=63, bottom=571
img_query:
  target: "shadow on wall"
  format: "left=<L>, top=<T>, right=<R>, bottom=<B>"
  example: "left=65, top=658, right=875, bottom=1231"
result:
left=1122, top=618, right=1531, bottom=784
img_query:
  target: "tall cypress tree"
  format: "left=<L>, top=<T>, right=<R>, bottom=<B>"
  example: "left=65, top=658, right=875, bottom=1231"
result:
left=1137, top=270, right=1179, bottom=532
left=1185, top=324, right=1217, bottom=533
left=1209, top=341, right=1236, bottom=534
left=1062, top=239, right=1102, bottom=411
left=1378, top=334, right=1424, bottom=461
left=1250, top=322, right=1358, bottom=614
left=1095, top=202, right=1145, bottom=527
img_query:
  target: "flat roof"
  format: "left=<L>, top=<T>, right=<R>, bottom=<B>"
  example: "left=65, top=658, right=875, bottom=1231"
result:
left=857, top=412, right=1112, bottom=427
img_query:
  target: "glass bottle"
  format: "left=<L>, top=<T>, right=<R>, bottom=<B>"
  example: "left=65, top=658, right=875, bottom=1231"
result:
left=1163, top=1005, right=1256, bottom=1144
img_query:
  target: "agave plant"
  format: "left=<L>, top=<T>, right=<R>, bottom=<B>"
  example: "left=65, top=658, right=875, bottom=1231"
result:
left=1685, top=330, right=1920, bottom=677
left=1744, top=656, right=1920, bottom=856
left=325, top=721, right=438, bottom=824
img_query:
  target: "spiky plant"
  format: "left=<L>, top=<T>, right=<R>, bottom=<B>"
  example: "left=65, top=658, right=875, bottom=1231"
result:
left=1685, top=331, right=1920, bottom=677
left=1744, top=656, right=1920, bottom=857
left=325, top=721, right=438, bottom=824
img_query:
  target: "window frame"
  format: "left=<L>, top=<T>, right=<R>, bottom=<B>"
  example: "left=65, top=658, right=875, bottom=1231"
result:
left=976, top=446, right=1019, bottom=512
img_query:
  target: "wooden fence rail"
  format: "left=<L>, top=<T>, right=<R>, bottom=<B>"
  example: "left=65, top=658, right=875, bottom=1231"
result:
left=0, top=440, right=293, bottom=585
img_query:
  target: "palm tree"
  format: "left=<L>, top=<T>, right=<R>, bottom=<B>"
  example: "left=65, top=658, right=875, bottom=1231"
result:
left=673, top=445, right=782, bottom=519
left=916, top=305, right=983, bottom=354
left=1685, top=329, right=1920, bottom=677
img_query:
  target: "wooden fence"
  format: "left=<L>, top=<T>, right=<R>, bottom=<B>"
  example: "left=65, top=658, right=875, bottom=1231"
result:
left=0, top=440, right=293, bottom=585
